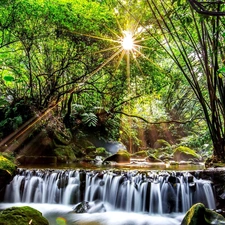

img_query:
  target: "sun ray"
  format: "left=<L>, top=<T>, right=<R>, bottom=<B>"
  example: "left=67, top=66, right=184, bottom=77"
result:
left=131, top=50, right=146, bottom=78
left=114, top=50, right=126, bottom=72
left=133, top=48, right=165, bottom=72
left=84, top=47, right=124, bottom=79
left=92, top=45, right=122, bottom=54
left=102, top=22, right=124, bottom=40
left=71, top=30, right=121, bottom=44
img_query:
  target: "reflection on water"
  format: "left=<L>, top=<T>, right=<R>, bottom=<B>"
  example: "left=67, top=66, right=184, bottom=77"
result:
left=19, top=161, right=205, bottom=171
left=0, top=203, right=183, bottom=225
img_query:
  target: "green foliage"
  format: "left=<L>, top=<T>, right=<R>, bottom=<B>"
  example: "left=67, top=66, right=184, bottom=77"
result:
left=95, top=147, right=108, bottom=157
left=0, top=99, right=34, bottom=139
left=81, top=112, right=98, bottom=127
left=132, top=150, right=148, bottom=158
left=154, top=139, right=171, bottom=149
left=178, top=129, right=213, bottom=155
left=0, top=0, right=222, bottom=160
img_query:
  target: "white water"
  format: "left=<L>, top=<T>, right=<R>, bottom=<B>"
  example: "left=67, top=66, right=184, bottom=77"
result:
left=1, top=169, right=216, bottom=224
left=0, top=203, right=183, bottom=225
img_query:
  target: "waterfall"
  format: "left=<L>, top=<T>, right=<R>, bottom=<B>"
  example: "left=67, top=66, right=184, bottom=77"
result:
left=3, top=169, right=216, bottom=214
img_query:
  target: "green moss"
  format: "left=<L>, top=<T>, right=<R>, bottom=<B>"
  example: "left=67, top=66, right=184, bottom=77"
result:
left=86, top=146, right=96, bottom=154
left=95, top=147, right=108, bottom=157
left=54, top=145, right=76, bottom=161
left=0, top=206, right=49, bottom=225
left=53, top=130, right=71, bottom=146
left=181, top=203, right=225, bottom=225
left=104, top=150, right=130, bottom=163
left=0, top=155, right=16, bottom=175
left=173, top=146, right=200, bottom=161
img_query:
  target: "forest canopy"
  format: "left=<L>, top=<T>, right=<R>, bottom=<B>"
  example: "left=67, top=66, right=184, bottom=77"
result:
left=0, top=0, right=224, bottom=163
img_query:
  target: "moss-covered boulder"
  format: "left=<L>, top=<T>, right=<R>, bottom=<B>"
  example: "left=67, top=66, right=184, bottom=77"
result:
left=0, top=155, right=16, bottom=175
left=181, top=203, right=225, bottom=225
left=0, top=206, right=49, bottom=225
left=53, top=130, right=72, bottom=146
left=103, top=149, right=130, bottom=163
left=54, top=145, right=76, bottom=163
left=153, top=139, right=171, bottom=149
left=173, top=146, right=201, bottom=162
left=0, top=155, right=17, bottom=200
left=95, top=147, right=109, bottom=157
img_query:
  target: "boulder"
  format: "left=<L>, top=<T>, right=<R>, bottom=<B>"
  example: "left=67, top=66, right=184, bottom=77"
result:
left=73, top=201, right=106, bottom=214
left=173, top=146, right=200, bottom=162
left=181, top=203, right=225, bottom=225
left=0, top=206, right=49, bottom=225
left=95, top=147, right=109, bottom=157
left=73, top=201, right=91, bottom=213
left=54, top=145, right=76, bottom=163
left=0, top=155, right=16, bottom=201
left=103, top=149, right=130, bottom=163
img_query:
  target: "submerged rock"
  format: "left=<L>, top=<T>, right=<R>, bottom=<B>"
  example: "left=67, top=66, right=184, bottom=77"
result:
left=73, top=201, right=91, bottom=213
left=181, top=203, right=225, bottom=225
left=0, top=206, right=49, bottom=225
left=73, top=201, right=106, bottom=214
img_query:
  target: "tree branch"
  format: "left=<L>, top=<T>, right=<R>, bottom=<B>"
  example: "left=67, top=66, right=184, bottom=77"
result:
left=113, top=111, right=192, bottom=124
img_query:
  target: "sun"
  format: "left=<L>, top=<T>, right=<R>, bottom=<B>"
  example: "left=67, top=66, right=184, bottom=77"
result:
left=121, top=31, right=134, bottom=50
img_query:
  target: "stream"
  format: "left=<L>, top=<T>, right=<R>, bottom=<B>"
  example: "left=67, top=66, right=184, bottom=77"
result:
left=0, top=168, right=216, bottom=225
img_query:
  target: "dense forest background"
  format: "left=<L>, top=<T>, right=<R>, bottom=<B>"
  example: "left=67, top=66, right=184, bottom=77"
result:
left=0, top=0, right=224, bottom=164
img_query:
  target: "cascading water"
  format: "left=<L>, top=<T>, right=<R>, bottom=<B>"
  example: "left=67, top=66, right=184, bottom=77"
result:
left=3, top=169, right=215, bottom=214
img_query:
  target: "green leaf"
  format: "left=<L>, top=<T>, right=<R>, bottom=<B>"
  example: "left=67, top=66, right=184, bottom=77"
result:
left=81, top=112, right=98, bottom=127
left=217, top=67, right=225, bottom=73
left=3, top=75, right=15, bottom=82
left=0, top=99, right=9, bottom=107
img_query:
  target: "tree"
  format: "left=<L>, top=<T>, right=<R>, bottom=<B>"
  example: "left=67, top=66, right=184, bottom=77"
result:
left=143, top=0, right=225, bottom=163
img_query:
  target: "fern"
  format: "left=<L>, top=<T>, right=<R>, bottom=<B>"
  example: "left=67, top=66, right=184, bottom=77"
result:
left=81, top=112, right=98, bottom=127
left=72, top=104, right=85, bottom=114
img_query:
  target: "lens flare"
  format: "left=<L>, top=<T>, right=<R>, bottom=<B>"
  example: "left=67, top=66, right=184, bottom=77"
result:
left=56, top=217, right=67, bottom=225
left=122, top=31, right=134, bottom=50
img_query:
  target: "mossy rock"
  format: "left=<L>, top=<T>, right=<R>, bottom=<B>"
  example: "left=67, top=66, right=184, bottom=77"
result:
left=0, top=206, right=49, bottom=225
left=85, top=146, right=96, bottom=154
left=0, top=155, right=16, bottom=175
left=173, top=146, right=201, bottom=162
left=103, top=149, right=130, bottom=163
left=74, top=139, right=95, bottom=150
left=95, top=147, right=109, bottom=157
left=53, top=130, right=72, bottom=146
left=181, top=203, right=225, bottom=225
left=132, top=150, right=148, bottom=158
left=153, top=139, right=171, bottom=149
left=54, top=145, right=76, bottom=162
